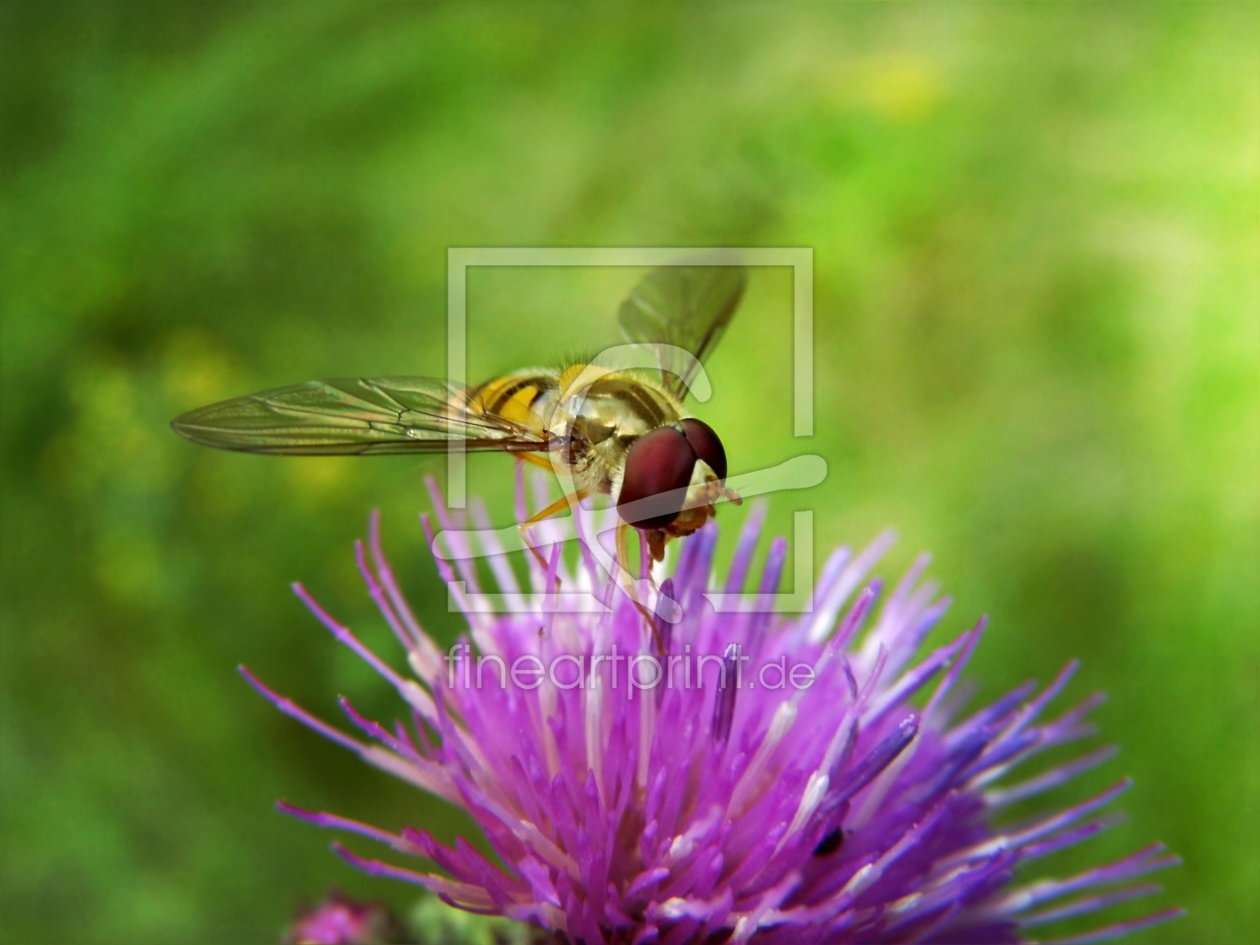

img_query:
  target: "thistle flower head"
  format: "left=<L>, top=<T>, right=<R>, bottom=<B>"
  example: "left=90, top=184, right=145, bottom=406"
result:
left=284, top=891, right=404, bottom=945
left=246, top=477, right=1180, bottom=944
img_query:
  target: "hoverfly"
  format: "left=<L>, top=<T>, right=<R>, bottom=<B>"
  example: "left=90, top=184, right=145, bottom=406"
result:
left=171, top=264, right=745, bottom=570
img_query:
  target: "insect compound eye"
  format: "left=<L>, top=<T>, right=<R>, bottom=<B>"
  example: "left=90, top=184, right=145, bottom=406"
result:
left=680, top=418, right=727, bottom=482
left=617, top=427, right=698, bottom=530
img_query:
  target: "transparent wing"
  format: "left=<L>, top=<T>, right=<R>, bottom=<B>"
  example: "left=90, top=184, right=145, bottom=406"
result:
left=170, top=376, right=555, bottom=456
left=617, top=263, right=747, bottom=401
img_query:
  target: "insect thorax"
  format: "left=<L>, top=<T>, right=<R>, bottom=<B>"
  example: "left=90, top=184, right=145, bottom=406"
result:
left=543, top=370, right=682, bottom=494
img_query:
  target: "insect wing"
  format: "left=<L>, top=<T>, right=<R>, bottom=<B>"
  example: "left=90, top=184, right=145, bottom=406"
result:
left=170, top=376, right=553, bottom=455
left=617, top=264, right=747, bottom=401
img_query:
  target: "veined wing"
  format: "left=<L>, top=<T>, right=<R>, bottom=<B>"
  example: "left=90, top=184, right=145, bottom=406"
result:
left=170, top=376, right=555, bottom=456
left=617, top=263, right=747, bottom=402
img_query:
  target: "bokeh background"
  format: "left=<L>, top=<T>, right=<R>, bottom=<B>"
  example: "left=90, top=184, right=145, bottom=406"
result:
left=2, top=3, right=1256, bottom=942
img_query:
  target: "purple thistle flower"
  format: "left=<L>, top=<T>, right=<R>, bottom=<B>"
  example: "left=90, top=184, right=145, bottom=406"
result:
left=284, top=891, right=405, bottom=945
left=244, top=478, right=1181, bottom=944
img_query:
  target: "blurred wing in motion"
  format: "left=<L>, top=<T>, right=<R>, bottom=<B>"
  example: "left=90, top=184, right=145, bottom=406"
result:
left=617, top=263, right=747, bottom=401
left=170, top=376, right=554, bottom=456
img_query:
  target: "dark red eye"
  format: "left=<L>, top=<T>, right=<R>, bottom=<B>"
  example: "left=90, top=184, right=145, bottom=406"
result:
left=617, top=427, right=697, bottom=530
left=681, top=418, right=727, bottom=481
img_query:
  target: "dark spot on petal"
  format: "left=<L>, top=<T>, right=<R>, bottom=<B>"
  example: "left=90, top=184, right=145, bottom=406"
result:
left=814, top=827, right=845, bottom=856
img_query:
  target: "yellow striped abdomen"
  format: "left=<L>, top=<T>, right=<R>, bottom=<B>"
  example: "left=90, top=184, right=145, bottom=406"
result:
left=464, top=370, right=558, bottom=434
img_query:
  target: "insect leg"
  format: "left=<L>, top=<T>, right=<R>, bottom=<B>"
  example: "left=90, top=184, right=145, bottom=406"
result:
left=519, top=488, right=589, bottom=583
left=514, top=452, right=553, bottom=470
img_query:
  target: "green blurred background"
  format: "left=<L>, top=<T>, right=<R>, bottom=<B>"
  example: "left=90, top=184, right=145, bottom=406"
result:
left=2, top=3, right=1256, bottom=942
